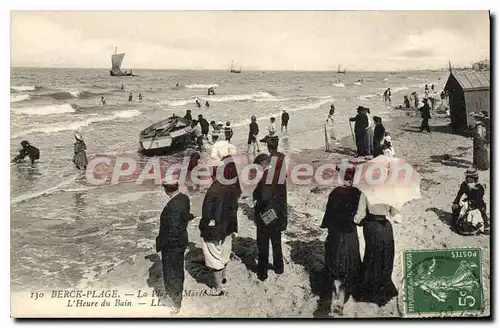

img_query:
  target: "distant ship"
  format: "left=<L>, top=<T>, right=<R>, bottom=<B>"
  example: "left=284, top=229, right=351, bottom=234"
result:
left=337, top=65, right=346, bottom=74
left=109, top=47, right=134, bottom=77
left=230, top=60, right=241, bottom=73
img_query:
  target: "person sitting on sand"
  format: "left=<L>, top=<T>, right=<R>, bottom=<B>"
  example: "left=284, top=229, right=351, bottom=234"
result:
left=247, top=115, right=260, bottom=154
left=381, top=135, right=395, bottom=158
left=319, top=166, right=361, bottom=315
left=452, top=168, right=489, bottom=234
left=128, top=93, right=133, bottom=101
left=99, top=96, right=106, bottom=105
left=403, top=96, right=410, bottom=109
left=73, top=133, right=88, bottom=170
left=12, top=140, right=40, bottom=165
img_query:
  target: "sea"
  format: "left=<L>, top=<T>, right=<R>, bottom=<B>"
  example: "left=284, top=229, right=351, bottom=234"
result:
left=10, top=67, right=447, bottom=290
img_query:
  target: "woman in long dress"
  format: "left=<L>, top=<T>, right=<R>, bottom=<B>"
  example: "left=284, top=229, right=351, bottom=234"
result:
left=354, top=192, right=398, bottom=306
left=324, top=107, right=336, bottom=152
left=199, top=156, right=241, bottom=295
left=470, top=115, right=489, bottom=171
left=73, top=133, right=88, bottom=170
left=319, top=167, right=361, bottom=315
left=364, top=108, right=374, bottom=156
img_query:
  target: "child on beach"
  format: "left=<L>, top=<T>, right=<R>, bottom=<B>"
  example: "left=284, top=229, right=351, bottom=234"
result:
left=224, top=121, right=233, bottom=143
left=268, top=117, right=277, bottom=136
left=247, top=115, right=260, bottom=154
left=382, top=135, right=395, bottom=158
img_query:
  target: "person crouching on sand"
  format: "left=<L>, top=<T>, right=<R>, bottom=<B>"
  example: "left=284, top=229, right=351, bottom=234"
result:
left=73, top=133, right=88, bottom=170
left=156, top=181, right=195, bottom=314
left=319, top=166, right=362, bottom=315
left=12, top=140, right=40, bottom=165
left=247, top=115, right=260, bottom=154
left=199, top=156, right=241, bottom=295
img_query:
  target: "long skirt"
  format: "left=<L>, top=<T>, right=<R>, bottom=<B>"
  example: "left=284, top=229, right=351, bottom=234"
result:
left=473, top=137, right=489, bottom=171
left=324, top=123, right=336, bottom=151
left=201, top=235, right=232, bottom=270
left=365, top=127, right=374, bottom=156
left=358, top=217, right=398, bottom=306
left=324, top=229, right=361, bottom=297
left=73, top=151, right=88, bottom=169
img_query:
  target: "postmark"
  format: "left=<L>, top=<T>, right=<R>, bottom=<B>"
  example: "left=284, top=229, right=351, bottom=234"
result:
left=402, top=248, right=484, bottom=317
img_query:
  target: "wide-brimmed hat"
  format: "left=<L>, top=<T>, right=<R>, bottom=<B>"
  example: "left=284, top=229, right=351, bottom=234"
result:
left=74, top=132, right=83, bottom=141
left=356, top=106, right=364, bottom=112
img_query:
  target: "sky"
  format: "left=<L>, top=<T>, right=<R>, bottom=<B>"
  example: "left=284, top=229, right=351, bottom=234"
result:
left=10, top=11, right=490, bottom=71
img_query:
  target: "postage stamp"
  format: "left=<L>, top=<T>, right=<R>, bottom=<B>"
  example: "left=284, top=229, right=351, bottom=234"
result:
left=402, top=248, right=484, bottom=317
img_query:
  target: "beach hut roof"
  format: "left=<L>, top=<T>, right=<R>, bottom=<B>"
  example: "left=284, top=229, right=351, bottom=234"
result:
left=450, top=71, right=490, bottom=91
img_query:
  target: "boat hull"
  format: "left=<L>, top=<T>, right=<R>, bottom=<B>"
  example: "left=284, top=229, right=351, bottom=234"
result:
left=139, top=134, right=194, bottom=156
left=110, top=70, right=133, bottom=76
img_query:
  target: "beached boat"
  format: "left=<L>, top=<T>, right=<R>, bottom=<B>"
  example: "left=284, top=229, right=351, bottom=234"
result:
left=337, top=65, right=346, bottom=74
left=230, top=60, right=241, bottom=73
left=109, top=47, right=135, bottom=77
left=138, top=115, right=195, bottom=155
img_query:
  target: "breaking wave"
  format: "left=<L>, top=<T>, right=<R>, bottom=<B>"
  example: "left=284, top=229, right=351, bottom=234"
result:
left=11, top=85, right=37, bottom=92
left=10, top=94, right=31, bottom=103
left=12, top=103, right=76, bottom=116
left=161, top=91, right=280, bottom=107
left=333, top=83, right=345, bottom=87
left=184, top=83, right=219, bottom=89
left=38, top=90, right=101, bottom=100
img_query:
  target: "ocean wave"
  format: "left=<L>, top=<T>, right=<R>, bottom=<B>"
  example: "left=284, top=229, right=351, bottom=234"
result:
left=11, top=85, right=37, bottom=92
left=231, top=97, right=333, bottom=128
left=161, top=91, right=278, bottom=107
left=358, top=94, right=378, bottom=100
left=38, top=90, right=100, bottom=100
left=10, top=94, right=31, bottom=103
left=12, top=103, right=76, bottom=116
left=392, top=86, right=409, bottom=93
left=11, top=110, right=142, bottom=138
left=184, top=83, right=219, bottom=89
left=333, top=83, right=345, bottom=87
left=353, top=82, right=362, bottom=86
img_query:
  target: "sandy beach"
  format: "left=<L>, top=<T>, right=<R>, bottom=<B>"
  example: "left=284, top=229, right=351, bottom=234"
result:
left=13, top=106, right=489, bottom=318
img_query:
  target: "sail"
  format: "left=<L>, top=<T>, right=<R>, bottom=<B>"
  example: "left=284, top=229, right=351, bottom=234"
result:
left=111, top=53, right=125, bottom=71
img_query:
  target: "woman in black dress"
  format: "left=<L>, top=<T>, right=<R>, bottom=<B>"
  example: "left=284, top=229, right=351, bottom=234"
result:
left=319, top=167, right=361, bottom=315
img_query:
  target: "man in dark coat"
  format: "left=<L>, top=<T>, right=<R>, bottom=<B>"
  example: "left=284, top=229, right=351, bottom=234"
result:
left=349, top=107, right=369, bottom=156
left=252, top=138, right=287, bottom=281
left=156, top=182, right=194, bottom=314
left=419, top=98, right=431, bottom=133
left=184, top=110, right=193, bottom=122
left=12, top=140, right=40, bottom=165
left=198, top=114, right=210, bottom=138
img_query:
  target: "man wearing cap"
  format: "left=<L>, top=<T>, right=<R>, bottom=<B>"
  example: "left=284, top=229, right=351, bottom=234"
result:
left=418, top=98, right=431, bottom=133
left=349, top=106, right=369, bottom=156
left=156, top=182, right=194, bottom=314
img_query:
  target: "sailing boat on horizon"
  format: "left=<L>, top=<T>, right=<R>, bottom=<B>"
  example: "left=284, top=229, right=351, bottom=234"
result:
left=109, top=47, right=134, bottom=77
left=230, top=60, right=241, bottom=73
left=337, top=64, right=346, bottom=74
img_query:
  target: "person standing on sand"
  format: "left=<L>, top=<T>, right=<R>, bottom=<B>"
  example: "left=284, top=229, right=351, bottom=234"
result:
left=198, top=114, right=210, bottom=139
left=319, top=166, right=362, bottom=315
left=349, top=107, right=369, bottom=156
left=364, top=108, right=374, bottom=156
left=353, top=190, right=399, bottom=306
left=247, top=115, right=260, bottom=154
left=373, top=116, right=386, bottom=157
left=424, top=84, right=429, bottom=97
left=469, top=114, right=489, bottom=171
left=418, top=98, right=431, bottom=133
left=224, top=122, right=233, bottom=143
left=281, top=110, right=290, bottom=132
left=73, top=133, right=88, bottom=170
left=199, top=156, right=241, bottom=295
left=253, top=151, right=287, bottom=282
left=413, top=92, right=419, bottom=109
left=12, top=140, right=40, bottom=165
left=156, top=181, right=194, bottom=314
left=403, top=96, right=410, bottom=108
left=325, top=107, right=336, bottom=152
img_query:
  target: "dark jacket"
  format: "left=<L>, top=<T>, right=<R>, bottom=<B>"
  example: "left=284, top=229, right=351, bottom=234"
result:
left=13, top=145, right=40, bottom=162
left=349, top=113, right=369, bottom=134
left=184, top=113, right=193, bottom=122
left=453, top=181, right=486, bottom=207
left=373, top=123, right=386, bottom=142
left=199, top=181, right=240, bottom=241
left=224, top=126, right=233, bottom=140
left=281, top=112, right=290, bottom=123
left=320, top=186, right=360, bottom=233
left=156, top=193, right=193, bottom=251
left=199, top=118, right=210, bottom=135
left=419, top=104, right=431, bottom=119
left=249, top=122, right=259, bottom=137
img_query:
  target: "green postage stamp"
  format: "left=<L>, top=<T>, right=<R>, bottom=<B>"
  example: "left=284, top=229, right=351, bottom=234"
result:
left=403, top=248, right=484, bottom=317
